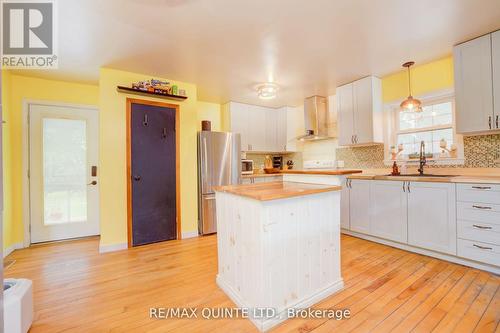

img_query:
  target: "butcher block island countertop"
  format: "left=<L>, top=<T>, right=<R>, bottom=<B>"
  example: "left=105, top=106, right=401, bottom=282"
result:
left=213, top=181, right=341, bottom=201
left=214, top=180, right=344, bottom=331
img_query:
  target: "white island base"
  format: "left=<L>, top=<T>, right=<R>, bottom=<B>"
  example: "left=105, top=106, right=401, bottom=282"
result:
left=215, top=183, right=343, bottom=332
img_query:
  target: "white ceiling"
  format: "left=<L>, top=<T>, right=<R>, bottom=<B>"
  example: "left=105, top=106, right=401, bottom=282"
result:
left=12, top=0, right=500, bottom=107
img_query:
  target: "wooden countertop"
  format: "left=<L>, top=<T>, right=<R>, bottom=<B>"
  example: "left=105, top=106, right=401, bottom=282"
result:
left=346, top=174, right=500, bottom=184
left=242, top=173, right=283, bottom=178
left=280, top=169, right=363, bottom=175
left=214, top=181, right=341, bottom=201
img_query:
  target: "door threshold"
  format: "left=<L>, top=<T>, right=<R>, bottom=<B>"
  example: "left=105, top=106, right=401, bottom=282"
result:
left=30, top=235, right=100, bottom=247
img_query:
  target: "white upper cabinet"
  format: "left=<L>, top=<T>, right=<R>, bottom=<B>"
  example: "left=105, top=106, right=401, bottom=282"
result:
left=454, top=32, right=499, bottom=133
left=407, top=182, right=457, bottom=255
left=493, top=30, right=500, bottom=129
left=227, top=102, right=288, bottom=152
left=336, top=76, right=383, bottom=146
left=337, top=84, right=354, bottom=146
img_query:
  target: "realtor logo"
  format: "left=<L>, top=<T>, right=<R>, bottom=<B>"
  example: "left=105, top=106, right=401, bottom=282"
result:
left=1, top=0, right=58, bottom=68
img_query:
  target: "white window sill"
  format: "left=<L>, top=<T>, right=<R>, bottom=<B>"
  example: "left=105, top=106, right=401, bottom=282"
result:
left=384, top=158, right=465, bottom=166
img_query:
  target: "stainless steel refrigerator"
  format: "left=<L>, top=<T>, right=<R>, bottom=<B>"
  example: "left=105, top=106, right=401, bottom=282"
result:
left=198, top=131, right=241, bottom=235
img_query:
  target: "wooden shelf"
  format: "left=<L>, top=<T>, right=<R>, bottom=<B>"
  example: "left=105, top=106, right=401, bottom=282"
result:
left=117, top=86, right=188, bottom=101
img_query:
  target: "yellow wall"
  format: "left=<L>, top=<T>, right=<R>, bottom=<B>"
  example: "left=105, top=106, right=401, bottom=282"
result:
left=1, top=72, right=99, bottom=250
left=196, top=101, right=221, bottom=131
left=381, top=56, right=454, bottom=102
left=99, top=68, right=200, bottom=246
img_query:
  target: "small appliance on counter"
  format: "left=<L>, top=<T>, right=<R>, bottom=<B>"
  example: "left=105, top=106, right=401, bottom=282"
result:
left=241, top=159, right=254, bottom=175
left=286, top=160, right=294, bottom=170
left=273, top=156, right=283, bottom=169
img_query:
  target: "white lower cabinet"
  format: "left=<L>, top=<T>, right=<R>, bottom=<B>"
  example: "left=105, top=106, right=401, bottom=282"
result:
left=407, top=182, right=457, bottom=255
left=340, top=178, right=350, bottom=229
left=369, top=180, right=407, bottom=243
left=349, top=180, right=370, bottom=234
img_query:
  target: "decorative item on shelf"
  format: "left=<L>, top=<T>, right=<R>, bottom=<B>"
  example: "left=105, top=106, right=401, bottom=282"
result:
left=171, top=85, right=178, bottom=95
left=201, top=120, right=211, bottom=131
left=286, top=160, right=294, bottom=170
left=438, top=139, right=458, bottom=158
left=400, top=61, right=423, bottom=113
left=390, top=144, right=404, bottom=160
left=391, top=161, right=400, bottom=176
left=179, top=89, right=186, bottom=96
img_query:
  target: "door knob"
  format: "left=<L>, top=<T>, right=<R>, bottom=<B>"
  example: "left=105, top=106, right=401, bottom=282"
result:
left=134, top=175, right=141, bottom=181
left=87, top=180, right=97, bottom=186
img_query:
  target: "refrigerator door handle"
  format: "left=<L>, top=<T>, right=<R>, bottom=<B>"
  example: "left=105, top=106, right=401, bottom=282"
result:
left=203, top=137, right=209, bottom=191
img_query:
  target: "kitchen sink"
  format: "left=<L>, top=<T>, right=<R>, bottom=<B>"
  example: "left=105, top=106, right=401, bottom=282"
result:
left=384, top=174, right=457, bottom=177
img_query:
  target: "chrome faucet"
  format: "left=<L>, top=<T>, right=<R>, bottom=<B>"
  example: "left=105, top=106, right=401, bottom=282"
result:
left=418, top=141, right=426, bottom=176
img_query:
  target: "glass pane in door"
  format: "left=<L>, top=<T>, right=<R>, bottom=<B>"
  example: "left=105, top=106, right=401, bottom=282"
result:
left=42, top=118, right=87, bottom=225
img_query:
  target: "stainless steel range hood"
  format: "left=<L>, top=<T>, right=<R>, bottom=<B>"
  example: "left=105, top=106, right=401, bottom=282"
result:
left=297, top=95, right=332, bottom=141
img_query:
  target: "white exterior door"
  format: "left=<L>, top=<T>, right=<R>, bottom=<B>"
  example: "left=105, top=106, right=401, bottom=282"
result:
left=349, top=179, right=370, bottom=234
left=407, top=182, right=456, bottom=255
left=29, top=103, right=99, bottom=243
left=370, top=180, right=408, bottom=243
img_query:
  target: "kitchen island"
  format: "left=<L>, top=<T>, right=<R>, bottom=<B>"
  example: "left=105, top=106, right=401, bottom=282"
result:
left=214, top=181, right=343, bottom=331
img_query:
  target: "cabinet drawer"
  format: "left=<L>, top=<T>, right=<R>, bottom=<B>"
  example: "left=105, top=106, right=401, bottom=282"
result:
left=457, top=239, right=500, bottom=267
left=457, top=220, right=500, bottom=245
left=456, top=201, right=500, bottom=224
left=457, top=183, right=500, bottom=204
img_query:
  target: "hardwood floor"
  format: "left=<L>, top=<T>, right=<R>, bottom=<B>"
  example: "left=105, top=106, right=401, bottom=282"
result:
left=4, top=235, right=499, bottom=332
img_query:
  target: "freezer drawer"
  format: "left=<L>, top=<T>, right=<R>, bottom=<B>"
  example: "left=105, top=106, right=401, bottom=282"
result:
left=201, top=194, right=217, bottom=234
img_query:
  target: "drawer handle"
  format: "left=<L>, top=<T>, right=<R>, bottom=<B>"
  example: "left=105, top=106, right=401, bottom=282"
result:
left=471, top=186, right=491, bottom=190
left=472, top=205, right=492, bottom=210
left=473, top=244, right=493, bottom=250
left=472, top=224, right=492, bottom=230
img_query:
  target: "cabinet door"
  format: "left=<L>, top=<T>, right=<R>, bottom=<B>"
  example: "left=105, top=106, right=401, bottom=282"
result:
left=246, top=106, right=266, bottom=151
left=276, top=107, right=287, bottom=151
left=370, top=180, right=407, bottom=243
left=337, top=84, right=355, bottom=146
left=349, top=180, right=370, bottom=234
left=265, top=109, right=278, bottom=151
left=454, top=34, right=494, bottom=133
left=230, top=103, right=249, bottom=150
left=340, top=178, right=350, bottom=230
left=407, top=182, right=457, bottom=255
left=353, top=77, right=374, bottom=144
left=493, top=30, right=500, bottom=129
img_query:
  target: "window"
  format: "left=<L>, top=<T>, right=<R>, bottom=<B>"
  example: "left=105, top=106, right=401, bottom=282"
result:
left=396, top=100, right=454, bottom=157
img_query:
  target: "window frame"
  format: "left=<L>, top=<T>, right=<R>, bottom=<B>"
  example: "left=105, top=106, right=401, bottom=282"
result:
left=384, top=89, right=464, bottom=165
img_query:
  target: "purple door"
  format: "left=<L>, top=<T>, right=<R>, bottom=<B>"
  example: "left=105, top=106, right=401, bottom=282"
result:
left=131, top=103, right=176, bottom=246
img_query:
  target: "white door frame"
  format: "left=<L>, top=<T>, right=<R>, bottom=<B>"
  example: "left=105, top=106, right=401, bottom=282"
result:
left=22, top=99, right=99, bottom=247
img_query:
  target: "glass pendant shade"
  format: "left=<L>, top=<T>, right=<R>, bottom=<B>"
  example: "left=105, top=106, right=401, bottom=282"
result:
left=400, top=61, right=422, bottom=112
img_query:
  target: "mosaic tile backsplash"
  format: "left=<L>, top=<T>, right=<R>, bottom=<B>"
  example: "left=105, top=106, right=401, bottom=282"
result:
left=463, top=134, right=500, bottom=167
left=336, top=144, right=386, bottom=169
left=336, top=134, right=500, bottom=169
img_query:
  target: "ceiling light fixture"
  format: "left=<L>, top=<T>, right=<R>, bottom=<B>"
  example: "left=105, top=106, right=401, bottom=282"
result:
left=400, top=61, right=422, bottom=113
left=256, top=82, right=279, bottom=100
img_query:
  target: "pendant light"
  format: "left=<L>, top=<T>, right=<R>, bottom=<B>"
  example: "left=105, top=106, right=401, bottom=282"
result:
left=400, top=61, right=422, bottom=112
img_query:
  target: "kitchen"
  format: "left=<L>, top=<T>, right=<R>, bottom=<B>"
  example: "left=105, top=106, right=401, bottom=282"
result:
left=2, top=1, right=500, bottom=332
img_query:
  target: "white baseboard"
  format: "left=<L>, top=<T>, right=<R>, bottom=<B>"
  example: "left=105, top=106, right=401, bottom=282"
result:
left=181, top=231, right=199, bottom=239
left=341, top=229, right=500, bottom=275
left=216, top=275, right=344, bottom=332
left=3, top=242, right=24, bottom=258
left=99, top=242, right=128, bottom=254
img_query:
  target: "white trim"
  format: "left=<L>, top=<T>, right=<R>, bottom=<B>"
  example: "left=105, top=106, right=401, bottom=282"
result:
left=99, top=242, right=128, bottom=254
left=181, top=231, right=199, bottom=239
left=22, top=99, right=100, bottom=247
left=341, top=229, right=500, bottom=275
left=216, top=274, right=344, bottom=332
left=3, top=242, right=24, bottom=258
